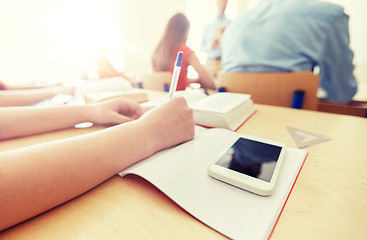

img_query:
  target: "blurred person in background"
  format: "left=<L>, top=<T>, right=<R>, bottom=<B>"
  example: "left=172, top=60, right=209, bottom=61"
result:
left=221, top=0, right=357, bottom=103
left=152, top=13, right=216, bottom=91
left=201, top=0, right=231, bottom=77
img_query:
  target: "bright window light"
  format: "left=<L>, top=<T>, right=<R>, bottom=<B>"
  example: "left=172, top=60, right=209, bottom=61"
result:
left=0, top=0, right=124, bottom=85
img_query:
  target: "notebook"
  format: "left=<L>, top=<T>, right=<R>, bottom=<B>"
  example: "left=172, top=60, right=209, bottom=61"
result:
left=84, top=89, right=148, bottom=103
left=119, top=127, right=307, bottom=240
left=141, top=90, right=256, bottom=131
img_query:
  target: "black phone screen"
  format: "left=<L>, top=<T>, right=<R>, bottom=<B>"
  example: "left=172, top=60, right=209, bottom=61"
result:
left=214, top=138, right=282, bottom=182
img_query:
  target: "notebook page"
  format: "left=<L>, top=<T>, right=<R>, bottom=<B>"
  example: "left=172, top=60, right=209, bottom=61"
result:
left=119, top=128, right=307, bottom=240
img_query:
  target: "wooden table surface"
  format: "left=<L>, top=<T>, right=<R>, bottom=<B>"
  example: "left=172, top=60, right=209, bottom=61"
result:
left=0, top=104, right=366, bottom=240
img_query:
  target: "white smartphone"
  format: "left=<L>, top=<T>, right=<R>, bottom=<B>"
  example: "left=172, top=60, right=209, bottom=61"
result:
left=208, top=135, right=287, bottom=196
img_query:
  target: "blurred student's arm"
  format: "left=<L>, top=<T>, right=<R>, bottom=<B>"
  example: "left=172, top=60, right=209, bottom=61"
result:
left=188, top=52, right=216, bottom=90
left=318, top=12, right=357, bottom=103
left=0, top=86, right=75, bottom=107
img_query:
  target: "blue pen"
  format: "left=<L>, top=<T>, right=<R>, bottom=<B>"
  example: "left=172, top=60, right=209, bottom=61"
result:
left=168, top=51, right=183, bottom=99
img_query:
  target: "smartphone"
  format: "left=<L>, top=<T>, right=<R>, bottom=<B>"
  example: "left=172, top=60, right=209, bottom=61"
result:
left=208, top=135, right=287, bottom=196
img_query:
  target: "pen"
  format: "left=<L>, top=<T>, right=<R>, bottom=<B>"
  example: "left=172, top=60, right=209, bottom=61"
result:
left=168, top=51, right=183, bottom=99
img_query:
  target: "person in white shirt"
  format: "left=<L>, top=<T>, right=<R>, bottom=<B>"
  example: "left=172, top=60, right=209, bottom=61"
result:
left=201, top=0, right=231, bottom=77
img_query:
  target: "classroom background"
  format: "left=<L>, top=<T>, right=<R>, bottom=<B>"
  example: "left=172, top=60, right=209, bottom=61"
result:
left=0, top=0, right=366, bottom=87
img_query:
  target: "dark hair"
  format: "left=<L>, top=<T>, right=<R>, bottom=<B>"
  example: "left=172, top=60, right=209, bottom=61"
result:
left=152, top=13, right=190, bottom=71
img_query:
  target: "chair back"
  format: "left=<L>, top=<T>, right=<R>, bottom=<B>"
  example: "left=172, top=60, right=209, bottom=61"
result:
left=217, top=72, right=319, bottom=110
left=140, top=72, right=172, bottom=92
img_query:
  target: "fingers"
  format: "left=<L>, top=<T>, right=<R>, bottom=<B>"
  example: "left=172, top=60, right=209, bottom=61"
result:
left=89, top=96, right=195, bottom=146
left=87, top=96, right=195, bottom=154
left=139, top=97, right=195, bottom=151
left=117, top=100, right=143, bottom=119
left=86, top=97, right=143, bottom=125
left=162, top=97, right=195, bottom=143
left=106, top=98, right=143, bottom=120
left=108, top=111, right=135, bottom=124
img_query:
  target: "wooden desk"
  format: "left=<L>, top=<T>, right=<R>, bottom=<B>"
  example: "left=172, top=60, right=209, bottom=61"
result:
left=1, top=105, right=366, bottom=239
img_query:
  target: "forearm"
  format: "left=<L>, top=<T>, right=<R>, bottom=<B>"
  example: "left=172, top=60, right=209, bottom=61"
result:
left=198, top=71, right=216, bottom=90
left=0, top=86, right=73, bottom=107
left=0, top=105, right=90, bottom=140
left=189, top=53, right=216, bottom=90
left=0, top=89, right=55, bottom=106
left=319, top=13, right=357, bottom=103
left=194, top=65, right=216, bottom=89
left=0, top=120, right=155, bottom=231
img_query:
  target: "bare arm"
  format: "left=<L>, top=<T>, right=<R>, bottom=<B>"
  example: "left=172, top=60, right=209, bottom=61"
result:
left=0, top=97, right=143, bottom=140
left=0, top=86, right=75, bottom=107
left=0, top=97, right=195, bottom=231
left=188, top=52, right=216, bottom=90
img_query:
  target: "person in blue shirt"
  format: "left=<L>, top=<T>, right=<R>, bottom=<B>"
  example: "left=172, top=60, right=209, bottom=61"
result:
left=201, top=0, right=231, bottom=77
left=221, top=0, right=358, bottom=103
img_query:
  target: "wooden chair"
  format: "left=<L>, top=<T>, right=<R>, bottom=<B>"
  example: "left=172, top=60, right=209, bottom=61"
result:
left=217, top=72, right=320, bottom=110
left=140, top=72, right=172, bottom=92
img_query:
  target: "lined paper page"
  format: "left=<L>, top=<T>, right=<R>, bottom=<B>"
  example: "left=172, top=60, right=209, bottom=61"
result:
left=119, top=128, right=307, bottom=240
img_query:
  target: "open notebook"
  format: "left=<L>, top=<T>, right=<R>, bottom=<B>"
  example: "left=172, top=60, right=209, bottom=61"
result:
left=119, top=127, right=307, bottom=240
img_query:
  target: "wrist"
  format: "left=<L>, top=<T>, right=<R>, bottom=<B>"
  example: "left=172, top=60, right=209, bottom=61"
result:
left=60, top=104, right=94, bottom=125
left=80, top=104, right=98, bottom=123
left=134, top=118, right=161, bottom=155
